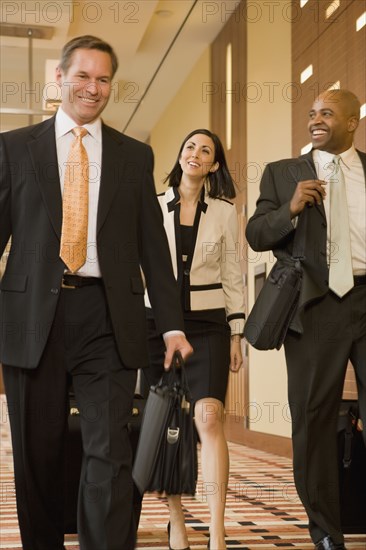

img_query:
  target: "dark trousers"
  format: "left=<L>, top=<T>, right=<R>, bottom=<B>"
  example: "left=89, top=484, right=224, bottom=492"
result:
left=3, top=284, right=137, bottom=550
left=284, top=285, right=366, bottom=545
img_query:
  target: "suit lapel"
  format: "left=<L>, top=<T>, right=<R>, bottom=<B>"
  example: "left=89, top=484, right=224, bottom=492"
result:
left=97, top=124, right=124, bottom=234
left=356, top=149, right=366, bottom=182
left=164, top=187, right=179, bottom=279
left=298, top=152, right=326, bottom=221
left=27, top=117, right=63, bottom=238
left=294, top=153, right=328, bottom=312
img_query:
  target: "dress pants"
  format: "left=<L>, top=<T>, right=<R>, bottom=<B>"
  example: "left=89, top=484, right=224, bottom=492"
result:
left=2, top=283, right=137, bottom=550
left=284, top=284, right=366, bottom=545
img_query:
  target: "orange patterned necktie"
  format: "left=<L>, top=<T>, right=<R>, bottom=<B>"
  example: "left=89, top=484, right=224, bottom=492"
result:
left=60, top=127, right=89, bottom=273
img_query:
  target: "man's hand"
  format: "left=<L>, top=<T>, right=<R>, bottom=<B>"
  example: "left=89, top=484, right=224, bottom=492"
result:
left=290, top=179, right=327, bottom=217
left=163, top=334, right=193, bottom=370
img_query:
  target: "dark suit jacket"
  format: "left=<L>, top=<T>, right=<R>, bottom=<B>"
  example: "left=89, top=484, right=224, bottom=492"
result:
left=0, top=116, right=184, bottom=368
left=246, top=150, right=366, bottom=330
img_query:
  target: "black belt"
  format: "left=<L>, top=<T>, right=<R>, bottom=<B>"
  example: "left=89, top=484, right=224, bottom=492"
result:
left=354, top=275, right=366, bottom=286
left=62, top=274, right=103, bottom=289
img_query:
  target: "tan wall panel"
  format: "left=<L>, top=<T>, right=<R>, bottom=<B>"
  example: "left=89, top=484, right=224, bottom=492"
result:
left=210, top=2, right=248, bottom=424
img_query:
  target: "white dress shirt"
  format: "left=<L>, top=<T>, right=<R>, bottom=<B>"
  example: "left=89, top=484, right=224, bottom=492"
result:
left=55, top=108, right=184, bottom=339
left=55, top=107, right=102, bottom=277
left=313, top=146, right=366, bottom=276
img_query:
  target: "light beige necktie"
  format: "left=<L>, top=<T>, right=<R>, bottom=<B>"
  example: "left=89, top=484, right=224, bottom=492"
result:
left=60, top=127, right=89, bottom=273
left=328, top=155, right=354, bottom=297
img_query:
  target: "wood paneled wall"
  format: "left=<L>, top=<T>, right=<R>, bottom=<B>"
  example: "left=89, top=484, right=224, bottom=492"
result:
left=292, top=0, right=366, bottom=155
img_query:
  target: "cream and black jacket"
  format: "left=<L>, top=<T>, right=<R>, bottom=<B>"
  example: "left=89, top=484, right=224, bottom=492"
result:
left=145, top=186, right=245, bottom=335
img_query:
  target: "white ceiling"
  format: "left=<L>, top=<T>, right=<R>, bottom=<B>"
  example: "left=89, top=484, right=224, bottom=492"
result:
left=0, top=0, right=240, bottom=140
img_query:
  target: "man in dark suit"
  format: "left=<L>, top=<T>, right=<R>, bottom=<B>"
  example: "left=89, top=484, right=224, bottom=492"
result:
left=246, top=89, right=365, bottom=550
left=0, top=35, right=192, bottom=550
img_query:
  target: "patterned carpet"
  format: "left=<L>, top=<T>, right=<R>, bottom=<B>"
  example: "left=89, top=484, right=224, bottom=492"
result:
left=1, top=395, right=365, bottom=550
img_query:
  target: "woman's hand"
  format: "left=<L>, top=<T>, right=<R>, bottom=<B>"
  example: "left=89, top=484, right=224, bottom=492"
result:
left=229, top=335, right=243, bottom=372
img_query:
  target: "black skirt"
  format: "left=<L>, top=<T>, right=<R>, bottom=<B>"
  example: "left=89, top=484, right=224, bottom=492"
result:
left=144, top=317, right=231, bottom=404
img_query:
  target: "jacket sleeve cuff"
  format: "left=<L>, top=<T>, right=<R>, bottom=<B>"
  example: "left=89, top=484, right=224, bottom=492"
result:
left=228, top=315, right=245, bottom=336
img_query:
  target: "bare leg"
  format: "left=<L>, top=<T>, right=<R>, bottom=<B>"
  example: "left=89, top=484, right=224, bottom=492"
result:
left=195, top=398, right=228, bottom=550
left=166, top=494, right=190, bottom=549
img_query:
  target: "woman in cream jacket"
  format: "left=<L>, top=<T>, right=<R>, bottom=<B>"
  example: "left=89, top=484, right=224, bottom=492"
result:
left=144, top=129, right=245, bottom=550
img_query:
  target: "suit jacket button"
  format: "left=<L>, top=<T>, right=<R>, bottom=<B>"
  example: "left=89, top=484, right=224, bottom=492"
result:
left=51, top=288, right=59, bottom=294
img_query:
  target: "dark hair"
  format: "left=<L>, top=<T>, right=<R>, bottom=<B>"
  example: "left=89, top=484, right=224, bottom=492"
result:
left=164, top=129, right=236, bottom=199
left=59, top=35, right=118, bottom=77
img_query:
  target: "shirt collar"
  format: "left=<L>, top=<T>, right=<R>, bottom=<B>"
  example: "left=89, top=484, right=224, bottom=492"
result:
left=313, top=144, right=357, bottom=171
left=55, top=107, right=102, bottom=142
left=166, top=185, right=208, bottom=213
left=338, top=144, right=357, bottom=170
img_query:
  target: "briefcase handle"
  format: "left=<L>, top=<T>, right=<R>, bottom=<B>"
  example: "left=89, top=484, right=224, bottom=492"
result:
left=164, top=351, right=192, bottom=405
left=167, top=351, right=186, bottom=385
left=170, top=350, right=184, bottom=370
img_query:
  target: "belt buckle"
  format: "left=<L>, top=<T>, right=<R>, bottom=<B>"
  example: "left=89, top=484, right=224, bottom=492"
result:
left=61, top=279, right=76, bottom=289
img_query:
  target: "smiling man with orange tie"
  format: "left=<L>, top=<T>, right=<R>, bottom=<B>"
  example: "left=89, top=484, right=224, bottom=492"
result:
left=0, top=35, right=192, bottom=550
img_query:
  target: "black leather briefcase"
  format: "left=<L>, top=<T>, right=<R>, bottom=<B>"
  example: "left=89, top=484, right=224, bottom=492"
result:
left=337, top=400, right=366, bottom=534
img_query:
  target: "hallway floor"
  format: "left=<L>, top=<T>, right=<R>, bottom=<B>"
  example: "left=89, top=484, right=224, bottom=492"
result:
left=1, top=395, right=365, bottom=549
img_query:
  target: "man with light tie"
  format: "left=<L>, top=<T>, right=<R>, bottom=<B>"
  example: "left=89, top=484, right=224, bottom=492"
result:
left=246, top=89, right=366, bottom=550
left=0, top=35, right=192, bottom=550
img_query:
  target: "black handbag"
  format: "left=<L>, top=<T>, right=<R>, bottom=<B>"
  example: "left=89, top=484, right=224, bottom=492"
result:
left=244, top=213, right=307, bottom=350
left=132, top=352, right=197, bottom=496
